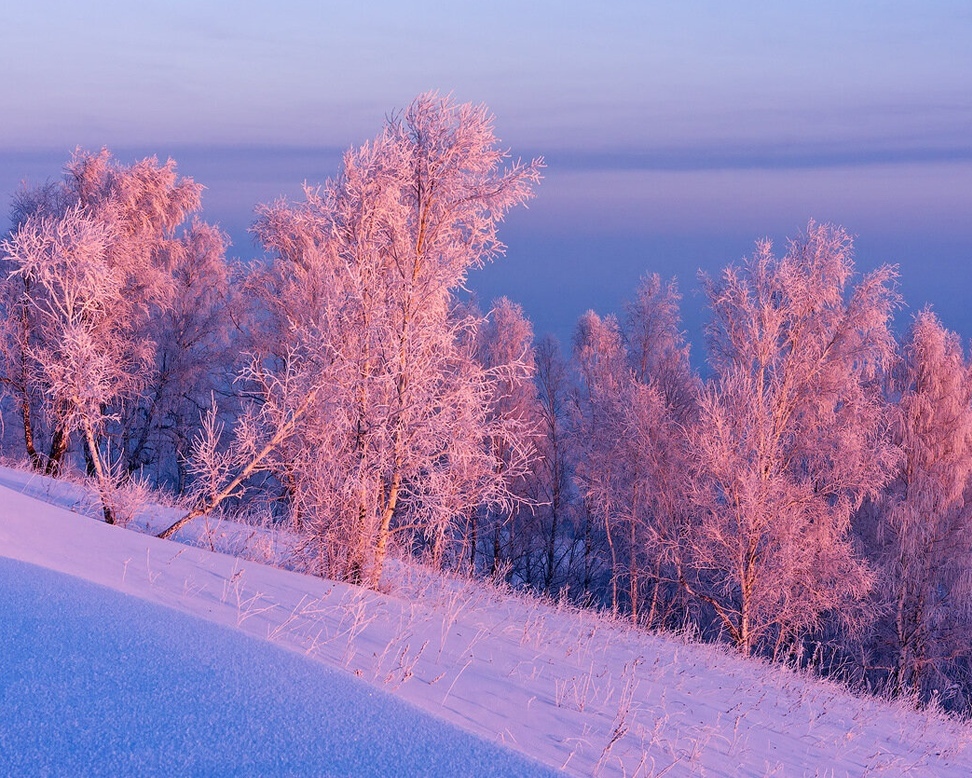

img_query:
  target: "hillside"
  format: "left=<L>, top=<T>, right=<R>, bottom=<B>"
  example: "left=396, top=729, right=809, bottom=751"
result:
left=1, top=465, right=970, bottom=776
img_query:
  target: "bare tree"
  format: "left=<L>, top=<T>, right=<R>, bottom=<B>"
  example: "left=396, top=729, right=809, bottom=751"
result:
left=686, top=222, right=899, bottom=656
left=531, top=335, right=576, bottom=594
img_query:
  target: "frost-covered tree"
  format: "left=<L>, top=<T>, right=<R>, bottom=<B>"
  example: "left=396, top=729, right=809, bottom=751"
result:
left=571, top=310, right=629, bottom=612
left=467, top=297, right=538, bottom=578
left=570, top=276, right=697, bottom=624
left=686, top=222, right=898, bottom=656
left=623, top=274, right=698, bottom=419
left=530, top=335, right=576, bottom=594
left=117, top=221, right=237, bottom=491
left=863, top=310, right=972, bottom=707
left=621, top=275, right=699, bottom=627
left=0, top=148, right=205, bottom=491
left=1, top=206, right=126, bottom=518
left=161, top=94, right=542, bottom=587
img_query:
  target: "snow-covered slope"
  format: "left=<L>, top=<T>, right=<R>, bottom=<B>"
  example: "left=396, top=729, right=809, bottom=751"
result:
left=0, top=557, right=555, bottom=777
left=1, top=466, right=970, bottom=776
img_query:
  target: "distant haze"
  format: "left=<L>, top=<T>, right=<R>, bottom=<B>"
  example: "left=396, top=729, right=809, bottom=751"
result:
left=2, top=1, right=969, bottom=355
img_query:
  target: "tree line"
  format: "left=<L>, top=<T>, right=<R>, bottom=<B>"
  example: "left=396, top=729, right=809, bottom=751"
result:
left=1, top=93, right=970, bottom=714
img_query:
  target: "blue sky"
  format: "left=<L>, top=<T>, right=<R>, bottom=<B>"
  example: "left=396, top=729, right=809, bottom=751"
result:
left=1, top=1, right=970, bottom=351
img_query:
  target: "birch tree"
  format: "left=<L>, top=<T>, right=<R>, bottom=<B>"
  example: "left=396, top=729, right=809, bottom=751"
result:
left=117, top=221, right=237, bottom=490
left=162, top=94, right=542, bottom=588
left=621, top=275, right=699, bottom=627
left=1, top=206, right=124, bottom=518
left=571, top=310, right=629, bottom=612
left=468, top=297, right=538, bottom=578
left=571, top=276, right=698, bottom=624
left=687, top=222, right=898, bottom=656
left=866, top=310, right=972, bottom=706
left=531, top=335, right=576, bottom=593
left=0, top=148, right=203, bottom=485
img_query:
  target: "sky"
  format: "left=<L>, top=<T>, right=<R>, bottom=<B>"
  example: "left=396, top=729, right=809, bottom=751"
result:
left=1, top=1, right=970, bottom=354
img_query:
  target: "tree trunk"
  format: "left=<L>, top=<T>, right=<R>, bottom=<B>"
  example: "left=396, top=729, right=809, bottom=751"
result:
left=45, top=423, right=70, bottom=476
left=469, top=513, right=478, bottom=575
left=371, top=470, right=401, bottom=588
left=629, top=519, right=639, bottom=625
left=646, top=559, right=662, bottom=628
left=582, top=506, right=594, bottom=604
left=491, top=520, right=502, bottom=577
left=544, top=486, right=560, bottom=592
left=81, top=419, right=114, bottom=525
left=18, top=388, right=40, bottom=471
left=740, top=569, right=753, bottom=657
left=16, top=291, right=41, bottom=471
left=344, top=501, right=368, bottom=585
left=604, top=507, right=619, bottom=616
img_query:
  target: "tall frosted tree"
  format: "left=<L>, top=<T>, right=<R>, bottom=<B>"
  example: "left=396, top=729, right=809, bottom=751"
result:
left=570, top=276, right=697, bottom=623
left=687, top=223, right=898, bottom=656
left=162, top=94, right=542, bottom=587
left=865, top=310, right=972, bottom=706
left=621, top=275, right=699, bottom=627
left=623, top=273, right=698, bottom=419
left=0, top=149, right=205, bottom=519
left=1, top=206, right=121, bottom=509
left=118, top=220, right=237, bottom=491
left=571, top=310, right=629, bottom=612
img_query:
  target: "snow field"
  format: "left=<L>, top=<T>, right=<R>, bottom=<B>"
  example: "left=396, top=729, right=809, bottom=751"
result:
left=1, top=465, right=971, bottom=776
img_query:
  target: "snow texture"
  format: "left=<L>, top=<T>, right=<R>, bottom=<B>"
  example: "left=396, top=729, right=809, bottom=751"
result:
left=0, top=557, right=554, bottom=777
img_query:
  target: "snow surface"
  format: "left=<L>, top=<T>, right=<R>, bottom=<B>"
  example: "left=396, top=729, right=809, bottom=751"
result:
left=0, top=557, right=554, bottom=777
left=1, top=464, right=971, bottom=776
